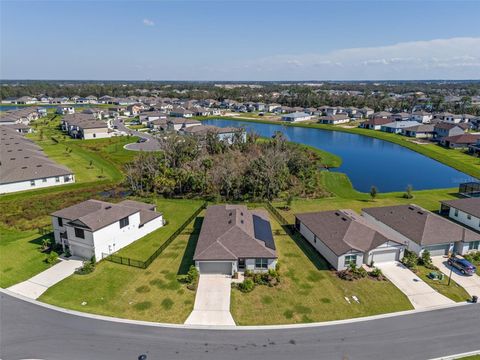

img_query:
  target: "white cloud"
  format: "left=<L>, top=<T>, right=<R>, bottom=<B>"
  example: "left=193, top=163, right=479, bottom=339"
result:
left=142, top=19, right=155, bottom=27
left=217, top=37, right=480, bottom=80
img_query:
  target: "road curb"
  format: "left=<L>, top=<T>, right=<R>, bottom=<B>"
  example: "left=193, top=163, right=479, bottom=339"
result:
left=1, top=288, right=475, bottom=331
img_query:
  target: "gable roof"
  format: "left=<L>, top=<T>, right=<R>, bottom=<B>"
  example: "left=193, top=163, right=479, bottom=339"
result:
left=362, top=204, right=480, bottom=245
left=193, top=205, right=277, bottom=261
left=295, top=210, right=403, bottom=256
left=442, top=134, right=480, bottom=145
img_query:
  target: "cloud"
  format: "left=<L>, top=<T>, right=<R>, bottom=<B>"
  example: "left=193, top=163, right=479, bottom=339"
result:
left=216, top=37, right=480, bottom=80
left=142, top=19, right=155, bottom=27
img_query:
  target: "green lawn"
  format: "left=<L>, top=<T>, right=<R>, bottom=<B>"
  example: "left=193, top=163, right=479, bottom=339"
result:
left=0, top=227, right=55, bottom=288
left=455, top=355, right=480, bottom=360
left=416, top=265, right=470, bottom=302
left=115, top=198, right=205, bottom=260
left=230, top=217, right=413, bottom=325
left=39, top=216, right=201, bottom=323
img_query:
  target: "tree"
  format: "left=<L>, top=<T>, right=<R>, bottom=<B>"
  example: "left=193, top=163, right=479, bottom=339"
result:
left=404, top=184, right=413, bottom=199
left=370, top=186, right=378, bottom=201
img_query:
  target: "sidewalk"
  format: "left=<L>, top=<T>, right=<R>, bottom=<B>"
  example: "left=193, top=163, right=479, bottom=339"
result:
left=8, top=256, right=83, bottom=299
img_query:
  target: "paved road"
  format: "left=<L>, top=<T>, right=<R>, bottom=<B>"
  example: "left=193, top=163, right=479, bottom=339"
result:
left=114, top=118, right=161, bottom=151
left=1, top=291, right=479, bottom=360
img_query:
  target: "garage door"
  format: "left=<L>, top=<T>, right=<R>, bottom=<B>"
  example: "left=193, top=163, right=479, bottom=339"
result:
left=424, top=244, right=449, bottom=256
left=198, top=262, right=232, bottom=275
left=371, top=249, right=398, bottom=263
left=70, top=245, right=94, bottom=260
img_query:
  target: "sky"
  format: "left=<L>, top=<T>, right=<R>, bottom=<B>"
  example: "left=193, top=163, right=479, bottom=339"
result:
left=1, top=0, right=480, bottom=81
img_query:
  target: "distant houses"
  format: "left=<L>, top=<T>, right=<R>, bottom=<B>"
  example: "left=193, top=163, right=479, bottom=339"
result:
left=281, top=112, right=312, bottom=122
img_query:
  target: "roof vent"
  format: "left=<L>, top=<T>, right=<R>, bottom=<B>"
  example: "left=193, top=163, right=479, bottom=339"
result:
left=417, top=211, right=424, bottom=215
left=228, top=219, right=232, bottom=224
left=36, top=164, right=42, bottom=167
left=408, top=206, right=415, bottom=210
left=21, top=166, right=27, bottom=169
left=341, top=217, right=347, bottom=221
left=240, top=212, right=244, bottom=216
left=334, top=212, right=340, bottom=216
left=105, top=206, right=112, bottom=210
left=10, top=158, right=15, bottom=160
left=241, top=219, right=244, bottom=224
left=229, top=212, right=232, bottom=216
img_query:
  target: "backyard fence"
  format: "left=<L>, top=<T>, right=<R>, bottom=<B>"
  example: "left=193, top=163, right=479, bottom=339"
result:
left=103, top=201, right=207, bottom=269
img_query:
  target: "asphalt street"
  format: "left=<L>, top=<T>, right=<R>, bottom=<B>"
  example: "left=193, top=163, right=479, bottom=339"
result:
left=114, top=118, right=162, bottom=151
left=1, top=292, right=479, bottom=360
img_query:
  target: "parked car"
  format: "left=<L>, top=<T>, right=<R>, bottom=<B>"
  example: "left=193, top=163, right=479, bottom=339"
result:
left=448, top=257, right=477, bottom=275
left=137, top=138, right=147, bottom=143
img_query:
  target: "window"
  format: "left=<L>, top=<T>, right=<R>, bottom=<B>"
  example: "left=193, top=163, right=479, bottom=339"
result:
left=30, top=180, right=35, bottom=186
left=454, top=209, right=459, bottom=217
left=119, top=216, right=129, bottom=229
left=74, top=227, right=85, bottom=239
left=469, top=241, right=480, bottom=251
left=344, top=255, right=357, bottom=267
left=57, top=217, right=63, bottom=227
left=42, top=178, right=47, bottom=183
left=55, top=176, right=60, bottom=183
left=64, top=176, right=71, bottom=182
left=314, top=235, right=317, bottom=243
left=255, top=258, right=268, bottom=269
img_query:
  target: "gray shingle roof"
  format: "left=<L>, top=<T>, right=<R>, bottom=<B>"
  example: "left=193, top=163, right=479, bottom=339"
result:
left=362, top=204, right=480, bottom=245
left=441, top=198, right=480, bottom=220
left=193, top=205, right=277, bottom=261
left=295, top=210, right=403, bottom=256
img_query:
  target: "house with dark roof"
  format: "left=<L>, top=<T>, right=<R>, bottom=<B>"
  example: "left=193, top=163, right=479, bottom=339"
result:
left=0, top=127, right=74, bottom=194
left=434, top=123, right=465, bottom=139
left=295, top=210, right=406, bottom=270
left=51, top=199, right=164, bottom=261
left=358, top=117, right=392, bottom=130
left=440, top=134, right=480, bottom=149
left=281, top=112, right=312, bottom=122
left=440, top=198, right=480, bottom=240
left=193, top=205, right=277, bottom=275
left=401, top=124, right=435, bottom=138
left=318, top=114, right=350, bottom=125
left=362, top=204, right=480, bottom=256
left=181, top=124, right=246, bottom=143
left=62, top=113, right=111, bottom=139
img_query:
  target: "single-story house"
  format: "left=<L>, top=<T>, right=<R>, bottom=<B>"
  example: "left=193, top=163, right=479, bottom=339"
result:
left=167, top=117, right=201, bottom=131
left=170, top=108, right=194, bottom=118
left=318, top=114, right=350, bottom=125
left=411, top=111, right=433, bottom=123
left=440, top=134, right=480, bottom=149
left=391, top=112, right=411, bottom=122
left=362, top=204, right=480, bottom=256
left=440, top=198, right=480, bottom=238
left=193, top=205, right=277, bottom=275
left=139, top=111, right=168, bottom=123
left=295, top=210, right=405, bottom=270
left=182, top=124, right=246, bottom=143
left=51, top=199, right=164, bottom=261
left=401, top=124, right=435, bottom=138
left=359, top=117, right=393, bottom=130
left=56, top=106, right=75, bottom=115
left=281, top=112, right=312, bottom=122
left=380, top=121, right=420, bottom=134
left=369, top=111, right=392, bottom=119
left=62, top=114, right=111, bottom=139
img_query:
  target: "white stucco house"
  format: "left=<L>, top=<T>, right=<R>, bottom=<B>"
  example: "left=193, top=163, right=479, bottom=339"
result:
left=362, top=204, right=480, bottom=256
left=281, top=112, right=312, bottom=122
left=51, top=199, right=164, bottom=262
left=440, top=198, right=480, bottom=253
left=193, top=205, right=277, bottom=275
left=295, top=210, right=406, bottom=270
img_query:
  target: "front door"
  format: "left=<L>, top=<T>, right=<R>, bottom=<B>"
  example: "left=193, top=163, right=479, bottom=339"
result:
left=238, top=258, right=245, bottom=270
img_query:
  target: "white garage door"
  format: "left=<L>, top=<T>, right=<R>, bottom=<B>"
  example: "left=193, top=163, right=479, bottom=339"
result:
left=424, top=244, right=449, bottom=256
left=198, top=262, right=232, bottom=275
left=371, top=249, right=399, bottom=264
left=70, top=245, right=94, bottom=260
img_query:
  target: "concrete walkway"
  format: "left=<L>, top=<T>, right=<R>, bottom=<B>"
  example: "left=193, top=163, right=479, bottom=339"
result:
left=8, top=256, right=83, bottom=299
left=432, top=256, right=480, bottom=298
left=184, top=275, right=236, bottom=326
left=377, top=262, right=454, bottom=309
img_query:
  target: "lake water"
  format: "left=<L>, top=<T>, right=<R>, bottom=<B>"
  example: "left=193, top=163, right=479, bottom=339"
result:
left=204, top=118, right=474, bottom=192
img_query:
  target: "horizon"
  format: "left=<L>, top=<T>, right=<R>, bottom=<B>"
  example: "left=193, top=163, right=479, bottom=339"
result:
left=1, top=0, right=480, bottom=81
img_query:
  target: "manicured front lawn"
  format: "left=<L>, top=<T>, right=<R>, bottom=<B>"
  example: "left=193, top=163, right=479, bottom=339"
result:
left=39, top=217, right=201, bottom=323
left=416, top=265, right=470, bottom=302
left=115, top=198, right=204, bottom=260
left=0, top=227, right=54, bottom=288
left=230, top=217, right=413, bottom=325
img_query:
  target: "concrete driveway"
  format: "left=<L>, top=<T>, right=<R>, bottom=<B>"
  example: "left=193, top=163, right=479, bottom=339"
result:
left=7, top=257, right=83, bottom=299
left=377, top=262, right=454, bottom=309
left=184, top=275, right=235, bottom=326
left=432, top=256, right=480, bottom=298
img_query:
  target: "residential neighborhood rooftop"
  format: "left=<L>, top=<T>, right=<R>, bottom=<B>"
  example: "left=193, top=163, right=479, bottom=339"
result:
left=441, top=198, right=480, bottom=219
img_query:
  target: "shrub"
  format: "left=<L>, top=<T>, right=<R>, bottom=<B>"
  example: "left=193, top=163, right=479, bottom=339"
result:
left=419, top=250, right=432, bottom=267
left=401, top=250, right=418, bottom=269
left=46, top=251, right=58, bottom=265
left=75, top=256, right=96, bottom=275
left=41, top=238, right=52, bottom=252
left=186, top=265, right=199, bottom=284
left=238, top=278, right=255, bottom=293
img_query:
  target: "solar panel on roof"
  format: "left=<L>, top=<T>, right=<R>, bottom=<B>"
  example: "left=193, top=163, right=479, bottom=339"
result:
left=253, top=215, right=275, bottom=250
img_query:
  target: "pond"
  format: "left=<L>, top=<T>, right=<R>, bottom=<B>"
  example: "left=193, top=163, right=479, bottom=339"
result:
left=204, top=118, right=474, bottom=193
